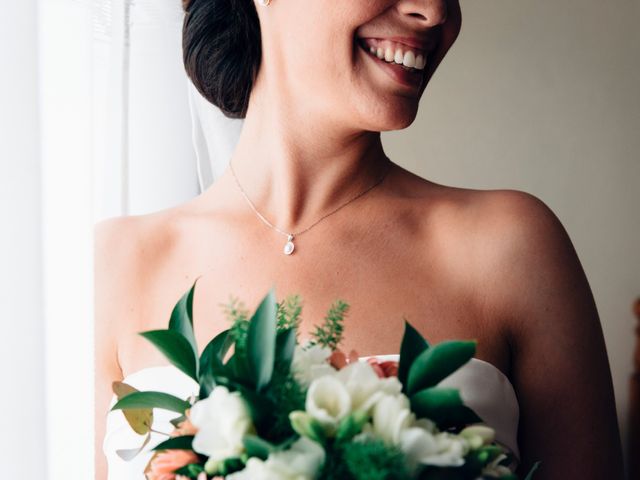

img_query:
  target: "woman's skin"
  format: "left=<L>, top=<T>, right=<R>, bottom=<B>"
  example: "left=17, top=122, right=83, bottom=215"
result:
left=95, top=0, right=625, bottom=478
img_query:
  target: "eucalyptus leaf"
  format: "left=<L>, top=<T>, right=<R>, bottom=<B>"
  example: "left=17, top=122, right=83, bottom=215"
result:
left=169, top=277, right=200, bottom=361
left=152, top=435, right=195, bottom=451
left=246, top=287, right=278, bottom=391
left=410, top=387, right=483, bottom=428
left=407, top=340, right=477, bottom=395
left=116, top=432, right=151, bottom=461
left=398, top=320, right=430, bottom=389
left=139, top=330, right=198, bottom=382
left=112, top=381, right=153, bottom=435
left=111, top=391, right=191, bottom=414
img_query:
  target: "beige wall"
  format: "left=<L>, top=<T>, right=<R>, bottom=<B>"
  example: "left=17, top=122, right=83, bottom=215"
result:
left=382, top=0, right=640, bottom=470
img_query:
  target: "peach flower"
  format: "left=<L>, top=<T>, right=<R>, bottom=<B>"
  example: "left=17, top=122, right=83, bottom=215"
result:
left=145, top=449, right=199, bottom=480
left=328, top=349, right=359, bottom=369
left=171, top=409, right=198, bottom=437
left=366, top=357, right=399, bottom=378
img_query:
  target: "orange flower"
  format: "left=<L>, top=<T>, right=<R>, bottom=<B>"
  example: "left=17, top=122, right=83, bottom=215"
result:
left=145, top=449, right=199, bottom=480
left=171, top=409, right=198, bottom=437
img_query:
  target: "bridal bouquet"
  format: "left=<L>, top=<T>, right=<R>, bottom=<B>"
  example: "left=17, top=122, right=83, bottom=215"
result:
left=111, top=279, right=540, bottom=480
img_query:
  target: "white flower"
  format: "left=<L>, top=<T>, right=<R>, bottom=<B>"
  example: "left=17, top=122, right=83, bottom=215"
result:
left=189, top=386, right=255, bottom=462
left=334, top=361, right=403, bottom=413
left=226, top=437, right=326, bottom=480
left=291, top=344, right=335, bottom=387
left=305, top=375, right=352, bottom=435
left=370, top=393, right=415, bottom=444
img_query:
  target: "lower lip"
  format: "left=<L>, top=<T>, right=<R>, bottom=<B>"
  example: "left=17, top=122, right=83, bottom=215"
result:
left=358, top=42, right=426, bottom=90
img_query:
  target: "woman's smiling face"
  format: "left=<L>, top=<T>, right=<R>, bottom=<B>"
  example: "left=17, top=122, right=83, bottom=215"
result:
left=255, top=0, right=462, bottom=131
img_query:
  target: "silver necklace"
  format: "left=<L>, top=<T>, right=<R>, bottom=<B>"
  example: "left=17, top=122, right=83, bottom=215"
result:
left=229, top=158, right=392, bottom=255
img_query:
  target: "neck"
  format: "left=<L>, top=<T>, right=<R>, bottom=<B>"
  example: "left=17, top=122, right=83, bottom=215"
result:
left=217, top=74, right=392, bottom=234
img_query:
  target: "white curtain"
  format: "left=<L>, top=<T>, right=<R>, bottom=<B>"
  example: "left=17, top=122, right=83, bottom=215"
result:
left=93, top=0, right=243, bottom=222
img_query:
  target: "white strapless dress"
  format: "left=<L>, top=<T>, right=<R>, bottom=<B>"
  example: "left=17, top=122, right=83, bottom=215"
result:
left=103, top=355, right=520, bottom=478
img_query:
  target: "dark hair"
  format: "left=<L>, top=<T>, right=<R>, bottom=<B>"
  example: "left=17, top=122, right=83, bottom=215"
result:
left=182, top=0, right=262, bottom=119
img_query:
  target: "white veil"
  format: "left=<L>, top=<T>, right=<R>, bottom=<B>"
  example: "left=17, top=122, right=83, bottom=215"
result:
left=187, top=81, right=244, bottom=192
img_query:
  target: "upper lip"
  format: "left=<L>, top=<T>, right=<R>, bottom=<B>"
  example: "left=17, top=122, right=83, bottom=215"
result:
left=360, top=35, right=437, bottom=54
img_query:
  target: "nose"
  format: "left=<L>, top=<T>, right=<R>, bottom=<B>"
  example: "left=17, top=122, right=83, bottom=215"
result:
left=397, top=0, right=448, bottom=27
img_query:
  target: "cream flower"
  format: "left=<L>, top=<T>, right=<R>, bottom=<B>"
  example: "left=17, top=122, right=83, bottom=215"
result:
left=226, top=437, right=326, bottom=480
left=291, top=344, right=335, bottom=387
left=334, top=361, right=403, bottom=413
left=189, top=386, right=255, bottom=462
left=305, top=375, right=352, bottom=435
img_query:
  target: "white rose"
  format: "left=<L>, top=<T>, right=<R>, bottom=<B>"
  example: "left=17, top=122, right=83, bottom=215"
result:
left=227, top=436, right=326, bottom=480
left=190, top=385, right=255, bottom=462
left=334, top=361, right=403, bottom=413
left=291, top=344, right=335, bottom=387
left=305, top=375, right=352, bottom=435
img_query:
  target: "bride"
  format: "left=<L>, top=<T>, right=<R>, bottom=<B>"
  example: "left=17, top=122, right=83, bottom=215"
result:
left=95, top=0, right=624, bottom=478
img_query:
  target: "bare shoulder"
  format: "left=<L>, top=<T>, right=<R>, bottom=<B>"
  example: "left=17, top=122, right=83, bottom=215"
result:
left=452, top=188, right=624, bottom=477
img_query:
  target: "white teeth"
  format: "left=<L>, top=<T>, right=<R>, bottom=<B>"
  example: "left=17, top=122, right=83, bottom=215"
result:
left=361, top=39, right=427, bottom=71
left=384, top=47, right=394, bottom=62
left=403, top=50, right=416, bottom=68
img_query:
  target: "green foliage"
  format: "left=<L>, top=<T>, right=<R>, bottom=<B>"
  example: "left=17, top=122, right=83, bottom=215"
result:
left=407, top=340, right=477, bottom=395
left=173, top=462, right=205, bottom=478
left=308, top=299, right=350, bottom=350
left=111, top=391, right=190, bottom=414
left=260, top=358, right=307, bottom=442
left=139, top=330, right=199, bottom=382
left=399, top=319, right=429, bottom=389
left=321, top=438, right=410, bottom=480
left=276, top=293, right=304, bottom=334
left=246, top=288, right=278, bottom=391
left=153, top=435, right=194, bottom=451
left=220, top=295, right=251, bottom=353
left=410, top=387, right=483, bottom=429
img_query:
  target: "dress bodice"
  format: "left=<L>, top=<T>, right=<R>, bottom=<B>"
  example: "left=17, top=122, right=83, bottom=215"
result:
left=103, top=355, right=520, bottom=478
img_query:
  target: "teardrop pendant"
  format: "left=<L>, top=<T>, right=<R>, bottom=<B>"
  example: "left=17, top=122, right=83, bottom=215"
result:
left=283, top=234, right=295, bottom=255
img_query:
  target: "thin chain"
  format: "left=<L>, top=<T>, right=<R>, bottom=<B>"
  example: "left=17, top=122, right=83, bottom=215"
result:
left=229, top=158, right=392, bottom=239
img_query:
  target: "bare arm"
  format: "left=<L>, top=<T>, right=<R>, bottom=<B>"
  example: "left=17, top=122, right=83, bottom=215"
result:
left=485, top=192, right=624, bottom=478
left=94, top=217, right=132, bottom=480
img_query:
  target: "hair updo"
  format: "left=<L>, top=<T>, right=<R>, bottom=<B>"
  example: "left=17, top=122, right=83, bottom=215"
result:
left=182, top=0, right=262, bottom=119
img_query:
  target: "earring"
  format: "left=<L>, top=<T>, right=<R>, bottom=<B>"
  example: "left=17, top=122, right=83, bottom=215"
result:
left=258, top=0, right=271, bottom=5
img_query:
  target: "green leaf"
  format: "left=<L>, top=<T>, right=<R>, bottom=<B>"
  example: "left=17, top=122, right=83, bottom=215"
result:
left=275, top=327, right=296, bottom=371
left=111, top=391, right=191, bottom=414
left=243, top=434, right=276, bottom=460
left=174, top=463, right=205, bottom=476
left=524, top=460, right=542, bottom=480
left=398, top=320, right=430, bottom=389
left=410, top=387, right=483, bottom=428
left=112, top=381, right=153, bottom=435
left=246, top=287, right=278, bottom=391
left=199, top=329, right=234, bottom=397
left=406, top=339, right=477, bottom=395
left=152, top=435, right=195, bottom=451
left=169, top=277, right=200, bottom=363
left=139, top=330, right=198, bottom=382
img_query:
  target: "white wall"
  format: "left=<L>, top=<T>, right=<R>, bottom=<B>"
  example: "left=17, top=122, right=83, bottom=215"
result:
left=382, top=0, right=640, bottom=470
left=0, top=0, right=47, bottom=477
